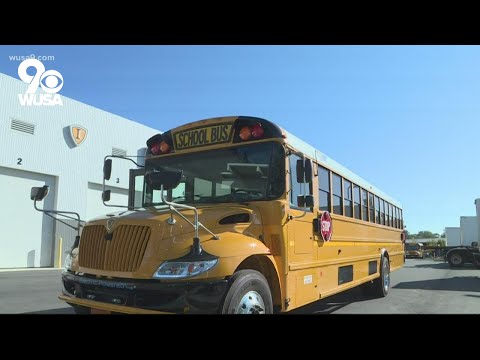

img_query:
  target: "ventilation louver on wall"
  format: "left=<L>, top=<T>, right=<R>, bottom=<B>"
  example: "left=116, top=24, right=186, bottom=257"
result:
left=11, top=119, right=35, bottom=135
left=112, top=147, right=127, bottom=157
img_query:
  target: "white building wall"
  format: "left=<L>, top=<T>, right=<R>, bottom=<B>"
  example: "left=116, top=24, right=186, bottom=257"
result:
left=0, top=73, right=160, bottom=267
left=475, top=199, right=480, bottom=243
left=445, top=227, right=461, bottom=247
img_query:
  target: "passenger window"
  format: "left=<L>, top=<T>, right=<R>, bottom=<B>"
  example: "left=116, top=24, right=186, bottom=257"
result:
left=344, top=179, right=353, bottom=218
left=332, top=173, right=343, bottom=215
left=380, top=199, right=385, bottom=225
left=361, top=188, right=368, bottom=221
left=318, top=166, right=331, bottom=212
left=369, top=193, right=375, bottom=223
left=353, top=184, right=361, bottom=220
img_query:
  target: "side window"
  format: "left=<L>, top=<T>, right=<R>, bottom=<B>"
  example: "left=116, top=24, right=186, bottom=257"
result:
left=332, top=173, right=343, bottom=215
left=380, top=199, right=385, bottom=225
left=318, top=166, right=331, bottom=212
left=368, top=192, right=375, bottom=223
left=399, top=209, right=403, bottom=229
left=361, top=188, right=368, bottom=221
left=344, top=179, right=353, bottom=217
left=389, top=204, right=394, bottom=228
left=385, top=202, right=390, bottom=227
left=289, top=153, right=313, bottom=209
left=134, top=174, right=144, bottom=208
left=394, top=206, right=398, bottom=228
left=375, top=196, right=380, bottom=224
left=353, top=184, right=361, bottom=220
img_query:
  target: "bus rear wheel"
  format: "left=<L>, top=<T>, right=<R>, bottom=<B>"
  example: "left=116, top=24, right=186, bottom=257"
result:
left=221, top=270, right=273, bottom=314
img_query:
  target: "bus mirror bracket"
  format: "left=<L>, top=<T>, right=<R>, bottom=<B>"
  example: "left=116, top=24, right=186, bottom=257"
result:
left=102, top=155, right=145, bottom=210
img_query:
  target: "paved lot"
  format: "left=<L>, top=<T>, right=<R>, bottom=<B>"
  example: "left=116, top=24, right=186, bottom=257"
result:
left=1, top=259, right=478, bottom=314
left=292, top=258, right=480, bottom=314
left=0, top=269, right=71, bottom=314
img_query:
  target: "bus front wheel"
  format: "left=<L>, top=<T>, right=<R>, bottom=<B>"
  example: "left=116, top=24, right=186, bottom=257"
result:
left=221, top=270, right=273, bottom=314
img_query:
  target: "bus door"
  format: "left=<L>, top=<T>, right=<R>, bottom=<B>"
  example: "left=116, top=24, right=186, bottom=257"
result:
left=286, top=152, right=317, bottom=307
left=128, top=168, right=145, bottom=209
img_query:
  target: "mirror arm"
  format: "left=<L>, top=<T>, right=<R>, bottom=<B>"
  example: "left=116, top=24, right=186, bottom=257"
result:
left=43, top=212, right=82, bottom=233
left=167, top=205, right=219, bottom=240
left=105, top=155, right=145, bottom=169
left=34, top=200, right=83, bottom=236
left=102, top=155, right=143, bottom=211
left=160, top=186, right=219, bottom=248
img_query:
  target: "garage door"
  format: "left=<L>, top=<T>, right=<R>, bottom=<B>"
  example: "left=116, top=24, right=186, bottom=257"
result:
left=0, top=167, right=56, bottom=268
left=86, top=182, right=129, bottom=221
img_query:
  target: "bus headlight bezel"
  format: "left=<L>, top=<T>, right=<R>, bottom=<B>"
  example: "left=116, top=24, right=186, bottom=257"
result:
left=153, top=259, right=218, bottom=279
left=64, top=253, right=73, bottom=271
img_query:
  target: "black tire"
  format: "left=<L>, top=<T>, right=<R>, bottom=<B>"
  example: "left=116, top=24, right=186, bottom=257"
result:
left=447, top=252, right=464, bottom=268
left=221, top=270, right=273, bottom=314
left=361, top=255, right=390, bottom=298
left=72, top=304, right=91, bottom=314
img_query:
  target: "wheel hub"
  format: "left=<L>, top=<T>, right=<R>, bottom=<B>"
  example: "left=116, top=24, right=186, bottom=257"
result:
left=450, top=254, right=462, bottom=265
left=235, top=291, right=265, bottom=314
left=383, top=260, right=390, bottom=292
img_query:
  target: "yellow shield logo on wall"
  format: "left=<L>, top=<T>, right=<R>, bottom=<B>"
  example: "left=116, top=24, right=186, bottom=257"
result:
left=69, top=125, right=87, bottom=146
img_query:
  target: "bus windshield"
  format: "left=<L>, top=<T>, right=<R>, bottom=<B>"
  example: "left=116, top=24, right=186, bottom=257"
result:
left=143, top=142, right=285, bottom=206
left=405, top=243, right=421, bottom=251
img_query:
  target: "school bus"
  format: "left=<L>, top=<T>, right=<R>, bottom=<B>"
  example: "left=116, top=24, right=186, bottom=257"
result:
left=31, top=116, right=405, bottom=314
left=405, top=242, right=424, bottom=259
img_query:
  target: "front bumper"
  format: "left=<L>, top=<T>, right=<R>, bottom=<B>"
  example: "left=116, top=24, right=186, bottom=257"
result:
left=61, top=271, right=228, bottom=314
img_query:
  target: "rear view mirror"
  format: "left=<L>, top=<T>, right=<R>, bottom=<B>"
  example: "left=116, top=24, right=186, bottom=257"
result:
left=297, top=195, right=314, bottom=208
left=296, top=158, right=312, bottom=183
left=103, top=159, right=112, bottom=180
left=146, top=169, right=183, bottom=190
left=296, top=159, right=304, bottom=183
left=304, top=159, right=312, bottom=183
left=102, top=190, right=111, bottom=202
left=31, top=185, right=49, bottom=201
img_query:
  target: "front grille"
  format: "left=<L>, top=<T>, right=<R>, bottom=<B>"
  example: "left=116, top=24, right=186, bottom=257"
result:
left=79, top=225, right=151, bottom=272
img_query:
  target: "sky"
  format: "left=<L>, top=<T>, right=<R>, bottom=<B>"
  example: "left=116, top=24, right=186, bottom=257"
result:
left=1, top=45, right=479, bottom=234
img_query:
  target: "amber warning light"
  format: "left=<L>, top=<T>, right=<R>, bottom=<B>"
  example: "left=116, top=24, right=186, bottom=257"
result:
left=147, top=134, right=173, bottom=155
left=239, top=123, right=264, bottom=141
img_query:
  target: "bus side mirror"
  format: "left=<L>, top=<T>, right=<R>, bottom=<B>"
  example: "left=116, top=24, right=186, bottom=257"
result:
left=296, top=159, right=304, bottom=183
left=104, top=159, right=112, bottom=181
left=102, top=190, right=111, bottom=202
left=297, top=195, right=314, bottom=208
left=31, top=185, right=49, bottom=201
left=146, top=169, right=183, bottom=190
left=296, top=159, right=312, bottom=183
left=304, top=159, right=312, bottom=183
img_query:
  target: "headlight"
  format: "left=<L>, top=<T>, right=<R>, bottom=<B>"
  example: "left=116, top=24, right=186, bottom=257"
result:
left=64, top=253, right=73, bottom=271
left=153, top=259, right=218, bottom=279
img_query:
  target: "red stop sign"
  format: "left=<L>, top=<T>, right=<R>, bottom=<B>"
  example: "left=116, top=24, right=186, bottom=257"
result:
left=320, top=211, right=333, bottom=241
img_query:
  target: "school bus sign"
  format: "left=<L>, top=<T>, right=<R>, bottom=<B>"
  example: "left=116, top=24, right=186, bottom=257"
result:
left=173, top=123, right=233, bottom=150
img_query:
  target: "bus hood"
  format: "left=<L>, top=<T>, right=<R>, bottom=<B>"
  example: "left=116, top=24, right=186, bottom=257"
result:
left=76, top=205, right=265, bottom=278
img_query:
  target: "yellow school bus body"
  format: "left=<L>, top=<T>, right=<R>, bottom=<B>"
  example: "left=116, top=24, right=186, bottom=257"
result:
left=60, top=116, right=404, bottom=314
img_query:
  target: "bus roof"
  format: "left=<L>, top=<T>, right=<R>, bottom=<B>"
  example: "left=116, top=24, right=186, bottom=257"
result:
left=282, top=128, right=402, bottom=208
